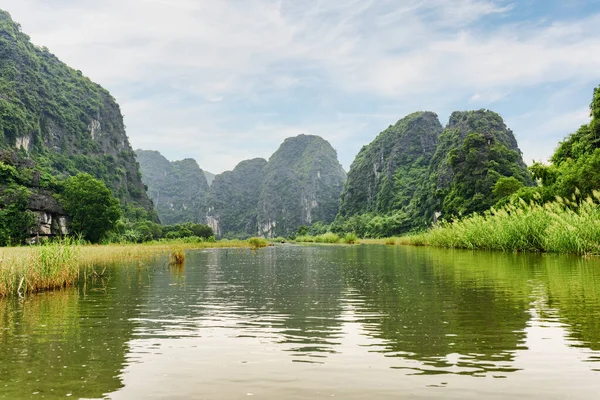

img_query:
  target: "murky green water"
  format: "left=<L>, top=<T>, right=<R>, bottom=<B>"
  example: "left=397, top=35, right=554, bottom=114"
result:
left=2, top=245, right=600, bottom=399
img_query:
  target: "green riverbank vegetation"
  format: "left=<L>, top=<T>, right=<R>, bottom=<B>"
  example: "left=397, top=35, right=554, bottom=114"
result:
left=396, top=193, right=600, bottom=255
left=296, top=84, right=600, bottom=254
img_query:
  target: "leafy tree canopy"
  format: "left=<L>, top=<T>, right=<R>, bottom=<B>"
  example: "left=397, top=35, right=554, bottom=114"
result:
left=61, top=173, right=121, bottom=243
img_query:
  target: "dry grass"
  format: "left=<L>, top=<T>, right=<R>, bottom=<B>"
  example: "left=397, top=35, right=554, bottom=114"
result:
left=0, top=239, right=255, bottom=297
left=170, top=248, right=185, bottom=266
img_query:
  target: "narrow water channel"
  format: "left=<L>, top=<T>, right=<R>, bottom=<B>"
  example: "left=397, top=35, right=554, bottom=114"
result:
left=1, top=245, right=599, bottom=399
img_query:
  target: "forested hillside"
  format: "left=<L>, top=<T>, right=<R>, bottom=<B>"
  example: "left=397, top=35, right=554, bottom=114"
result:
left=135, top=150, right=209, bottom=225
left=338, top=112, right=443, bottom=217
left=410, top=110, right=532, bottom=226
left=332, top=110, right=532, bottom=237
left=204, top=158, right=267, bottom=238
left=520, top=85, right=600, bottom=203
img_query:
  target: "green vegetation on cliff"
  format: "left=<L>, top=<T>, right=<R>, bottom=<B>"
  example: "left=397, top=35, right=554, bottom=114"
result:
left=411, top=110, right=532, bottom=226
left=257, top=134, right=347, bottom=237
left=397, top=85, right=600, bottom=254
left=0, top=10, right=156, bottom=245
left=331, top=110, right=532, bottom=238
left=521, top=85, right=600, bottom=204
left=205, top=158, right=267, bottom=238
left=135, top=150, right=209, bottom=225
left=338, top=112, right=442, bottom=216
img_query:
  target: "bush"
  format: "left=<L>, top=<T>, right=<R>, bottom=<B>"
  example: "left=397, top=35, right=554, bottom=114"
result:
left=248, top=237, right=269, bottom=248
left=342, top=233, right=358, bottom=244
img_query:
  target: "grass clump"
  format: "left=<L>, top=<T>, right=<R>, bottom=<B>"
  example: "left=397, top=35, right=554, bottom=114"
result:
left=0, top=240, right=80, bottom=297
left=342, top=233, right=359, bottom=244
left=398, top=193, right=600, bottom=255
left=170, top=248, right=185, bottom=266
left=296, top=232, right=341, bottom=244
left=248, top=237, right=269, bottom=249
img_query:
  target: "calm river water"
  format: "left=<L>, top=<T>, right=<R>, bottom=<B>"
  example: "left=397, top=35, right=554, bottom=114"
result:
left=1, top=245, right=600, bottom=399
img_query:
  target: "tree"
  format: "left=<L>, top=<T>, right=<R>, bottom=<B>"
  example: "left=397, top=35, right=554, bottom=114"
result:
left=0, top=185, right=35, bottom=246
left=61, top=173, right=121, bottom=243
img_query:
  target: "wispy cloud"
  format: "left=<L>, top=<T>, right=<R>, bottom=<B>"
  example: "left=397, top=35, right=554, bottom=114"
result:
left=0, top=0, right=598, bottom=172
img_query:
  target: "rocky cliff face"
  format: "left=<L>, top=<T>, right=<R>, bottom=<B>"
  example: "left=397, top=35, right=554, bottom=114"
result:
left=257, top=134, right=347, bottom=237
left=135, top=150, right=210, bottom=225
left=204, top=158, right=267, bottom=238
left=411, top=110, right=532, bottom=226
left=0, top=9, right=154, bottom=232
left=338, top=112, right=443, bottom=217
left=336, top=110, right=532, bottom=234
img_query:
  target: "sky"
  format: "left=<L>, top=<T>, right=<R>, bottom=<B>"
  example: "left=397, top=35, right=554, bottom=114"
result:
left=1, top=0, right=599, bottom=173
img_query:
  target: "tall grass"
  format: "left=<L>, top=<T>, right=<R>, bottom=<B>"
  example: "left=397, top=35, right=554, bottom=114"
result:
left=0, top=241, right=80, bottom=297
left=342, top=232, right=359, bottom=244
left=170, top=248, right=185, bottom=266
left=398, top=192, right=600, bottom=255
left=0, top=239, right=261, bottom=297
left=296, top=232, right=341, bottom=244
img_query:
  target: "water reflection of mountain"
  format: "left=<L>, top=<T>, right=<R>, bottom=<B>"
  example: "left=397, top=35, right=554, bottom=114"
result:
left=136, top=246, right=600, bottom=372
left=138, top=247, right=346, bottom=361
left=0, top=263, right=152, bottom=399
left=334, top=246, right=530, bottom=376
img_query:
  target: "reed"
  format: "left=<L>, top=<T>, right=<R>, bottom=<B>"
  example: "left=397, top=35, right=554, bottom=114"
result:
left=0, top=241, right=80, bottom=297
left=170, top=248, right=185, bottom=266
left=398, top=192, right=600, bottom=255
left=0, top=239, right=259, bottom=297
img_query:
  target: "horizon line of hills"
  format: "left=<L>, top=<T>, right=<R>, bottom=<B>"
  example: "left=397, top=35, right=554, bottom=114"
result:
left=2, top=8, right=593, bottom=242
left=136, top=109, right=532, bottom=238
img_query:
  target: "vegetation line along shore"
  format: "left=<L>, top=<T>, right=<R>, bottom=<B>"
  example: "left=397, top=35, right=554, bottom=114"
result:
left=0, top=239, right=264, bottom=297
left=391, top=193, right=600, bottom=255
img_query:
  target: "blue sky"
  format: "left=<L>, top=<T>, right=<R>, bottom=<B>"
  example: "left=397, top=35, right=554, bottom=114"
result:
left=1, top=0, right=599, bottom=173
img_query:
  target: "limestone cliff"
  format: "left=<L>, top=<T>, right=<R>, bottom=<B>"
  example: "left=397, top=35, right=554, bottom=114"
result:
left=135, top=150, right=209, bottom=225
left=204, top=158, right=267, bottom=238
left=0, top=9, right=155, bottom=237
left=338, top=112, right=443, bottom=217
left=411, top=110, right=532, bottom=225
left=257, top=134, right=347, bottom=237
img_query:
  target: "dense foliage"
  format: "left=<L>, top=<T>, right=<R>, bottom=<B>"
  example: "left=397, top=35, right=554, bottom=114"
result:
left=518, top=85, right=600, bottom=203
left=61, top=173, right=122, bottom=243
left=135, top=150, right=209, bottom=225
left=331, top=110, right=532, bottom=238
left=257, top=134, right=347, bottom=237
left=205, top=158, right=267, bottom=238
left=107, top=220, right=215, bottom=244
left=338, top=112, right=442, bottom=216
left=0, top=184, right=34, bottom=246
left=0, top=9, right=155, bottom=244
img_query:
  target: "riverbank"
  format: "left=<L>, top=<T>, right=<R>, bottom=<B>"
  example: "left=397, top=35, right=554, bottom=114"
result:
left=388, top=195, right=600, bottom=255
left=0, top=239, right=264, bottom=297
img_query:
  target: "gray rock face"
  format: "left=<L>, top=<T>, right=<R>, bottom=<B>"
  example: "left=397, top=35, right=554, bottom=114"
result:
left=257, top=134, right=347, bottom=238
left=338, top=112, right=443, bottom=217
left=27, top=190, right=71, bottom=243
left=135, top=150, right=210, bottom=225
left=205, top=158, right=267, bottom=238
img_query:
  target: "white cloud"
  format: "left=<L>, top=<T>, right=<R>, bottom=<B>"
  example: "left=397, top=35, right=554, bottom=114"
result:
left=0, top=0, right=598, bottom=172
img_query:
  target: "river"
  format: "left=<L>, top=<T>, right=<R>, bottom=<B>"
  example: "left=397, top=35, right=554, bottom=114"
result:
left=1, top=245, right=599, bottom=399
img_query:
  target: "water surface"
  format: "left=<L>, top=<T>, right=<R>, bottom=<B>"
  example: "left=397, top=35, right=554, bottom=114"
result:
left=1, top=245, right=600, bottom=399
